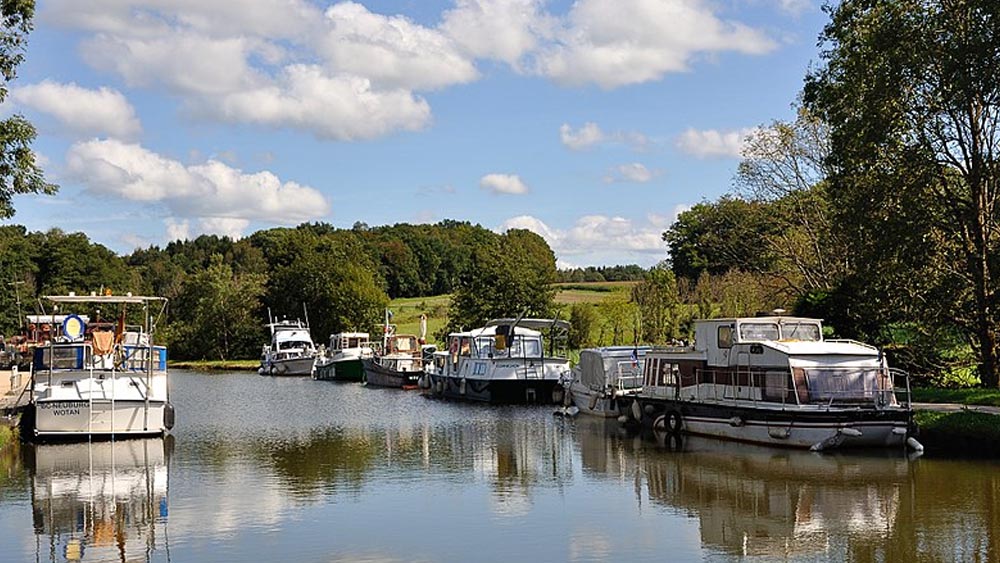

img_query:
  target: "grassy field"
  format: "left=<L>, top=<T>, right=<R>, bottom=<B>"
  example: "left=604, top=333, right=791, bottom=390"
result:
left=388, top=294, right=450, bottom=341
left=554, top=281, right=639, bottom=305
left=170, top=359, right=260, bottom=371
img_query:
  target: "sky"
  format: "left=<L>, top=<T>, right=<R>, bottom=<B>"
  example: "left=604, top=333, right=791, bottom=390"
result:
left=5, top=0, right=829, bottom=268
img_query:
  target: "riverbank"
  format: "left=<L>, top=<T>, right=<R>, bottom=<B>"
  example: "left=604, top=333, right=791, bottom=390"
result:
left=0, top=421, right=16, bottom=451
left=911, top=387, right=1000, bottom=407
left=168, top=359, right=259, bottom=371
left=914, top=409, right=1000, bottom=457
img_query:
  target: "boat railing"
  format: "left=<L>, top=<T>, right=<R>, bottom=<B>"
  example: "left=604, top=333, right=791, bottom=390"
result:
left=823, top=339, right=880, bottom=352
left=614, top=361, right=643, bottom=392
left=691, top=369, right=792, bottom=408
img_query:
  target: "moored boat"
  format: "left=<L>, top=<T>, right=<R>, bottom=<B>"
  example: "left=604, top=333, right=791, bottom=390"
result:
left=423, top=318, right=571, bottom=404
left=24, top=293, right=175, bottom=440
left=568, top=346, right=650, bottom=417
left=617, top=315, right=921, bottom=451
left=259, top=318, right=316, bottom=376
left=314, top=332, right=372, bottom=381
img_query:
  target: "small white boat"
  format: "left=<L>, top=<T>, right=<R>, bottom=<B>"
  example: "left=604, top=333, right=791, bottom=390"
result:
left=424, top=318, right=571, bottom=404
left=568, top=346, right=650, bottom=417
left=259, top=319, right=316, bottom=376
left=314, top=332, right=372, bottom=382
left=363, top=310, right=434, bottom=388
left=618, top=315, right=921, bottom=451
left=26, top=293, right=174, bottom=439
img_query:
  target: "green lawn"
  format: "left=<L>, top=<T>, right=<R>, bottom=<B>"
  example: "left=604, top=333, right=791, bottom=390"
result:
left=911, top=387, right=1000, bottom=407
left=388, top=295, right=450, bottom=343
left=914, top=410, right=1000, bottom=457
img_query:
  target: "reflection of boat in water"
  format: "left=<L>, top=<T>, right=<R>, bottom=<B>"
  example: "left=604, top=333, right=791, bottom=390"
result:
left=618, top=316, right=920, bottom=451
left=642, top=436, right=907, bottom=558
left=29, top=438, right=170, bottom=562
left=26, top=294, right=174, bottom=439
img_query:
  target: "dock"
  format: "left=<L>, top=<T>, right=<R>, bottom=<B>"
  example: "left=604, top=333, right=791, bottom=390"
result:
left=0, top=368, right=31, bottom=415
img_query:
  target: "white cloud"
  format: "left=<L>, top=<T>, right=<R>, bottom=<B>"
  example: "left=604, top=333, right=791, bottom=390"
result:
left=676, top=127, right=757, bottom=158
left=319, top=2, right=478, bottom=91
left=198, top=217, right=251, bottom=239
left=499, top=213, right=667, bottom=265
left=165, top=218, right=190, bottom=242
left=213, top=65, right=432, bottom=141
left=11, top=81, right=141, bottom=139
left=560, top=122, right=650, bottom=151
left=604, top=162, right=657, bottom=183
left=535, top=0, right=776, bottom=88
left=441, top=0, right=552, bottom=65
left=560, top=122, right=605, bottom=150
left=480, top=173, right=529, bottom=195
left=65, top=139, right=330, bottom=234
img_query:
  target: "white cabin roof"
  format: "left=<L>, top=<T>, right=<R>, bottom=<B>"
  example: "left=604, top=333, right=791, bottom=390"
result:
left=449, top=325, right=542, bottom=338
left=331, top=332, right=369, bottom=339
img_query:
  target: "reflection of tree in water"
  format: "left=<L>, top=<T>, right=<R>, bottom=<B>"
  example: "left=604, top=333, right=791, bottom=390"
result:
left=0, top=438, right=30, bottom=503
left=252, top=427, right=379, bottom=499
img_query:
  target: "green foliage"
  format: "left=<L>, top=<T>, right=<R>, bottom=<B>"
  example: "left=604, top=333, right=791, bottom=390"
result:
left=911, top=388, right=1000, bottom=407
left=914, top=410, right=1000, bottom=457
left=632, top=266, right=680, bottom=344
left=446, top=231, right=557, bottom=332
left=0, top=0, right=55, bottom=218
left=805, top=0, right=1000, bottom=386
left=567, top=303, right=598, bottom=349
left=166, top=257, right=266, bottom=361
left=34, top=229, right=139, bottom=296
left=596, top=290, right=638, bottom=346
left=557, top=264, right=647, bottom=283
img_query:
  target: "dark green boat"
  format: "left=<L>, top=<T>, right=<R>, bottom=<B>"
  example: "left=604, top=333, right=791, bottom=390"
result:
left=312, top=332, right=372, bottom=382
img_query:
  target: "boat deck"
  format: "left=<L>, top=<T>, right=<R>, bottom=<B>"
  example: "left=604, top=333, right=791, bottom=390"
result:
left=0, top=369, right=31, bottom=414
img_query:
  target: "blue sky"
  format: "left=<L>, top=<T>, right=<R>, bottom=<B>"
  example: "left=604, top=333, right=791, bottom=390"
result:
left=6, top=0, right=827, bottom=267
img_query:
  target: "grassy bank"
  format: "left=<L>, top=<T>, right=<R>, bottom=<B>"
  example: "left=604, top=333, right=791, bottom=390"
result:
left=914, top=410, right=1000, bottom=457
left=169, top=359, right=259, bottom=371
left=911, top=387, right=1000, bottom=407
left=0, top=422, right=17, bottom=451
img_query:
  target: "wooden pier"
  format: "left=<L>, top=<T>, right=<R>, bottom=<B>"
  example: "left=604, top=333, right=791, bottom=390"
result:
left=0, top=368, right=30, bottom=415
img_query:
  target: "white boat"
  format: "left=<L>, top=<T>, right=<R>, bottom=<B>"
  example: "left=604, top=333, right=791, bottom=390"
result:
left=363, top=310, right=434, bottom=388
left=617, top=315, right=921, bottom=451
left=259, top=319, right=316, bottom=376
left=568, top=346, right=650, bottom=417
left=25, top=293, right=174, bottom=439
left=423, top=318, right=571, bottom=404
left=313, top=332, right=372, bottom=382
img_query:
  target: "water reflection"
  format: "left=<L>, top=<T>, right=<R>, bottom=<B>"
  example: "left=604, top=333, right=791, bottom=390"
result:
left=28, top=438, right=170, bottom=563
left=3, top=374, right=1000, bottom=562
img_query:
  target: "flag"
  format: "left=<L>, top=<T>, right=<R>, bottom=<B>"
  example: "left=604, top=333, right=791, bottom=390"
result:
left=630, top=347, right=638, bottom=367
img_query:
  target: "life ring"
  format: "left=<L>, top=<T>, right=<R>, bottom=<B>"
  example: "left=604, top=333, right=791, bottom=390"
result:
left=666, top=410, right=683, bottom=434
left=653, top=414, right=667, bottom=431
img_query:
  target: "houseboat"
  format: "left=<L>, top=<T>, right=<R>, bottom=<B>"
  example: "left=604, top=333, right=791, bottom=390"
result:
left=314, top=332, right=372, bottom=382
left=259, top=319, right=316, bottom=376
left=363, top=310, right=435, bottom=388
left=423, top=318, right=571, bottom=404
left=617, top=315, right=922, bottom=451
left=24, top=293, right=174, bottom=439
left=567, top=346, right=650, bottom=417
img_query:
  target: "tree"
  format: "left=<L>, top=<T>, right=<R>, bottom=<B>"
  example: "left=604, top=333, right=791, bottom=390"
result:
left=567, top=303, right=598, bottom=349
left=805, top=0, right=1000, bottom=386
left=632, top=266, right=680, bottom=344
left=447, top=233, right=557, bottom=332
left=596, top=290, right=638, bottom=346
left=0, top=0, right=55, bottom=217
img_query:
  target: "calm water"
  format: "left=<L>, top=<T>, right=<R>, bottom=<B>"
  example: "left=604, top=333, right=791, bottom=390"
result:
left=2, top=370, right=1000, bottom=562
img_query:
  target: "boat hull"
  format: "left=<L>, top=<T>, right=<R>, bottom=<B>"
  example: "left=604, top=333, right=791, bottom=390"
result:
left=362, top=358, right=421, bottom=388
left=618, top=396, right=912, bottom=450
left=261, top=356, right=314, bottom=376
left=428, top=374, right=563, bottom=405
left=569, top=383, right=629, bottom=418
left=314, top=358, right=364, bottom=382
left=30, top=399, right=170, bottom=439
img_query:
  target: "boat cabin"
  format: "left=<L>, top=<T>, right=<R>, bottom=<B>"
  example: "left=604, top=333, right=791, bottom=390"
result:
left=329, top=332, right=370, bottom=351
left=640, top=316, right=899, bottom=407
left=575, top=346, right=651, bottom=392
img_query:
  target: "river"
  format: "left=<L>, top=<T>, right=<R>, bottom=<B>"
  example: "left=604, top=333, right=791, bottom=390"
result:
left=1, top=370, right=999, bottom=562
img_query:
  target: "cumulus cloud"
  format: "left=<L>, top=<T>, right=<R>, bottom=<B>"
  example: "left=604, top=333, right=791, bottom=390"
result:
left=534, top=0, right=777, bottom=88
left=604, top=162, right=658, bottom=183
left=65, top=139, right=330, bottom=238
left=11, top=81, right=141, bottom=139
left=165, top=218, right=191, bottom=242
left=442, top=0, right=552, bottom=65
left=499, top=213, right=667, bottom=265
left=213, top=65, right=432, bottom=140
left=560, top=122, right=650, bottom=151
left=480, top=173, right=529, bottom=195
left=676, top=127, right=757, bottom=158
left=319, top=2, right=478, bottom=90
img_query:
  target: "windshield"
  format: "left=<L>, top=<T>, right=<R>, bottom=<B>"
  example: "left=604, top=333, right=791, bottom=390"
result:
left=739, top=322, right=780, bottom=341
left=781, top=322, right=821, bottom=341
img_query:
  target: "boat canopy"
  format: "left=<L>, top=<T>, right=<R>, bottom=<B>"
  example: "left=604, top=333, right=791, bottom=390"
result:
left=485, top=318, right=570, bottom=334
left=45, top=294, right=167, bottom=304
left=577, top=347, right=650, bottom=389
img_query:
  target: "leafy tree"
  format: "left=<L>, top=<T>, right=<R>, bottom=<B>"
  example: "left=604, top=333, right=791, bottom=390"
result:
left=34, top=229, right=138, bottom=296
left=632, top=266, right=680, bottom=344
left=446, top=232, right=557, bottom=332
left=805, top=0, right=1000, bottom=386
left=168, top=256, right=266, bottom=360
left=567, top=303, right=598, bottom=349
left=596, top=290, right=638, bottom=346
left=0, top=0, right=55, bottom=217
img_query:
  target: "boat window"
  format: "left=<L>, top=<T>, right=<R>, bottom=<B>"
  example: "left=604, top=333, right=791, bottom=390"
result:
left=474, top=337, right=495, bottom=358
left=646, top=358, right=659, bottom=386
left=508, top=336, right=542, bottom=358
left=739, top=322, right=780, bottom=341
left=802, top=368, right=879, bottom=402
left=280, top=340, right=312, bottom=350
left=718, top=326, right=733, bottom=348
left=780, top=322, right=821, bottom=341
